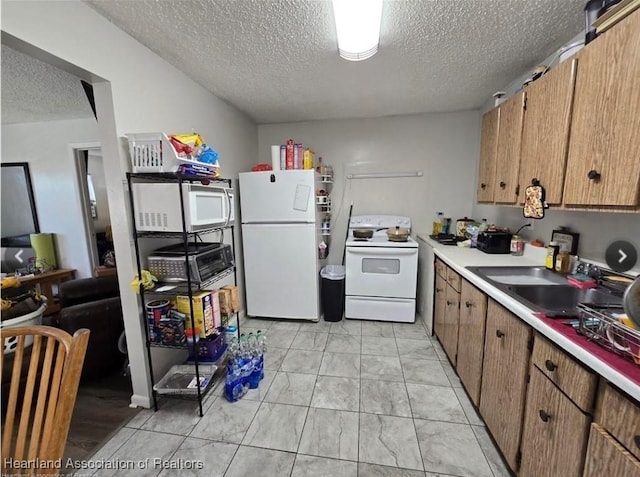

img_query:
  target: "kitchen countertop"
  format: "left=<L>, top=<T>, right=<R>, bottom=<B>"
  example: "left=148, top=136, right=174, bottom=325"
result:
left=416, top=233, right=640, bottom=401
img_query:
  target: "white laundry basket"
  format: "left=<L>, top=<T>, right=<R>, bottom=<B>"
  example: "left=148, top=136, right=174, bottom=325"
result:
left=1, top=300, right=47, bottom=354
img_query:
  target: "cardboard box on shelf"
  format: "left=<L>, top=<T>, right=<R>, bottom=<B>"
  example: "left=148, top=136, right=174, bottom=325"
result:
left=209, top=289, right=222, bottom=329
left=218, top=288, right=233, bottom=316
left=222, top=285, right=240, bottom=313
left=175, top=291, right=215, bottom=338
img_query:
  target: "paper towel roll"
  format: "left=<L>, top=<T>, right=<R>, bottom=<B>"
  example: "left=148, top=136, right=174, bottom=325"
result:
left=271, top=145, right=281, bottom=171
left=30, top=233, right=57, bottom=271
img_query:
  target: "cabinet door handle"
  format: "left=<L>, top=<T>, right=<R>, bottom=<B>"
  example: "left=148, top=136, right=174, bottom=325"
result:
left=587, top=170, right=601, bottom=181
left=446, top=300, right=453, bottom=306
left=634, top=435, right=640, bottom=449
left=499, top=181, right=506, bottom=188
left=436, top=288, right=443, bottom=293
left=480, top=183, right=487, bottom=190
left=545, top=359, right=557, bottom=372
left=496, top=330, right=505, bottom=338
left=465, top=301, right=473, bottom=308
left=539, top=410, right=551, bottom=422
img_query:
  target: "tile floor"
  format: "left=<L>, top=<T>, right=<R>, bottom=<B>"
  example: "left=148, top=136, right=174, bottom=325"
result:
left=82, top=317, right=511, bottom=477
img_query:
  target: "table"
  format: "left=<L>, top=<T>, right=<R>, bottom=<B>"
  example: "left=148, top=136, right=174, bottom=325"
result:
left=17, top=269, right=76, bottom=316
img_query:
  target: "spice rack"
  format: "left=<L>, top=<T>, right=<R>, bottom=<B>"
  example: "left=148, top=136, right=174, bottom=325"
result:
left=319, top=164, right=333, bottom=237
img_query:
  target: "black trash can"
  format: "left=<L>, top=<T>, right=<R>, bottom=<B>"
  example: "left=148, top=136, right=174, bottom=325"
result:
left=321, top=265, right=345, bottom=322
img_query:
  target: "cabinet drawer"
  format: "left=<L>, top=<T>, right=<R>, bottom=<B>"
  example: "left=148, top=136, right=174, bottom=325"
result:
left=435, top=258, right=446, bottom=279
left=519, top=367, right=591, bottom=477
left=583, top=423, right=640, bottom=477
left=446, top=267, right=461, bottom=293
left=596, top=383, right=640, bottom=460
left=531, top=334, right=597, bottom=412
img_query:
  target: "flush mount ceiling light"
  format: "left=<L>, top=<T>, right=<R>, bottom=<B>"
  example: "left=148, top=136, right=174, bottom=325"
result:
left=332, top=0, right=383, bottom=61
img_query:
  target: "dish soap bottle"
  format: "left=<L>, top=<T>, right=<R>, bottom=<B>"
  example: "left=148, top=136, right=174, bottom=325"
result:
left=545, top=241, right=560, bottom=270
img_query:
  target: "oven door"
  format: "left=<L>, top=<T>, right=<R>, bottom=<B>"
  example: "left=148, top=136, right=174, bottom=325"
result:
left=345, top=246, right=418, bottom=299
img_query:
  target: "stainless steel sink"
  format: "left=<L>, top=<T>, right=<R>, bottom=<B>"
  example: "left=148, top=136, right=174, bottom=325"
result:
left=466, top=266, right=567, bottom=286
left=466, top=266, right=623, bottom=317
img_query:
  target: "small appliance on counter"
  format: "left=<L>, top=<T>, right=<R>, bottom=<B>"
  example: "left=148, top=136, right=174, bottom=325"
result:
left=147, top=242, right=234, bottom=284
left=477, top=231, right=513, bottom=254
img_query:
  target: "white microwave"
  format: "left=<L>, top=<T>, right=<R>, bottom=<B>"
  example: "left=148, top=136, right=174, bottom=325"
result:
left=131, top=182, right=234, bottom=232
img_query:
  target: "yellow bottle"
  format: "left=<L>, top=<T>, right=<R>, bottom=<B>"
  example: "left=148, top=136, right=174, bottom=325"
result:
left=545, top=241, right=560, bottom=270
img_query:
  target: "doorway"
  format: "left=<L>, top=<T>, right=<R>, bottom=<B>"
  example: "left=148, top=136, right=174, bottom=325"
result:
left=74, top=145, right=113, bottom=276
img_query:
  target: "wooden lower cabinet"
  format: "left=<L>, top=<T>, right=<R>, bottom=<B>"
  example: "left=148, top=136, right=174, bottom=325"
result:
left=519, top=367, right=591, bottom=477
left=479, top=299, right=532, bottom=471
left=441, top=283, right=460, bottom=366
left=596, top=382, right=640, bottom=460
left=456, top=279, right=488, bottom=406
left=583, top=423, right=640, bottom=477
left=433, top=274, right=447, bottom=343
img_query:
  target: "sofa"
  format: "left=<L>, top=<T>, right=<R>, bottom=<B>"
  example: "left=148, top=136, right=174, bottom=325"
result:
left=53, top=275, right=125, bottom=379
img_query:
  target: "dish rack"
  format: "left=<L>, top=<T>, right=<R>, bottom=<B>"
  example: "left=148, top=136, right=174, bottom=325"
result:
left=577, top=303, right=640, bottom=365
left=126, top=132, right=217, bottom=173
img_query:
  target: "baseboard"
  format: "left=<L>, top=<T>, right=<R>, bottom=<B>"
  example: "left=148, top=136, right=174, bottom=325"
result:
left=129, top=393, right=152, bottom=409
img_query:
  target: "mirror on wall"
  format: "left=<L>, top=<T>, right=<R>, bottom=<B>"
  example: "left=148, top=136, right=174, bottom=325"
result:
left=1, top=162, right=40, bottom=238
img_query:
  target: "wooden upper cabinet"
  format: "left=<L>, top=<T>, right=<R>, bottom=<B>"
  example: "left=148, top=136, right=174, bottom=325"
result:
left=564, top=10, right=640, bottom=206
left=477, top=107, right=499, bottom=202
left=517, top=58, right=577, bottom=205
left=494, top=92, right=525, bottom=203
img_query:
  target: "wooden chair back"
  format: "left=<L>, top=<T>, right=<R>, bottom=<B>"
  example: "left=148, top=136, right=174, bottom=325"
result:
left=1, top=325, right=89, bottom=476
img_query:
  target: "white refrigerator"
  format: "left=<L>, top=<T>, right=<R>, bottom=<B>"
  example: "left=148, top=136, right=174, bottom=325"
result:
left=239, top=170, right=321, bottom=321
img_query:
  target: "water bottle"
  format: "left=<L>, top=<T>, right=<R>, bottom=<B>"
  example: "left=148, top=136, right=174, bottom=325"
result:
left=238, top=334, right=254, bottom=388
left=224, top=358, right=248, bottom=402
left=256, top=331, right=266, bottom=380
left=246, top=333, right=262, bottom=389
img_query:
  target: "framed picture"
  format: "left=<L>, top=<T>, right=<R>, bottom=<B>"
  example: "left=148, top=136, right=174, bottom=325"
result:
left=551, top=229, right=580, bottom=255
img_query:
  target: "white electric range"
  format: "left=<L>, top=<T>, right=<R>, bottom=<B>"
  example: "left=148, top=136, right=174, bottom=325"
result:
left=345, top=215, right=418, bottom=323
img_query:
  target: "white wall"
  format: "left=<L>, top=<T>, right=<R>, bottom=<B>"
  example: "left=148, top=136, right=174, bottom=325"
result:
left=2, top=0, right=257, bottom=408
left=472, top=31, right=640, bottom=267
left=1, top=119, right=100, bottom=278
left=258, top=111, right=481, bottom=263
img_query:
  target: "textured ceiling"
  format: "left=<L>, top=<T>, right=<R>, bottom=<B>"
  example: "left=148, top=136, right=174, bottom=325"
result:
left=2, top=0, right=585, bottom=125
left=1, top=45, right=94, bottom=124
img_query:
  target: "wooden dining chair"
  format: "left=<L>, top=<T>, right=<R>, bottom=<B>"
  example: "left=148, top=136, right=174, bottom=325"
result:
left=1, top=325, right=89, bottom=476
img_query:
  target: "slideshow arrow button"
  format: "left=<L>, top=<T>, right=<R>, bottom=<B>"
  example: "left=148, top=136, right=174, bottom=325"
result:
left=14, top=249, right=24, bottom=264
left=618, top=249, right=627, bottom=264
